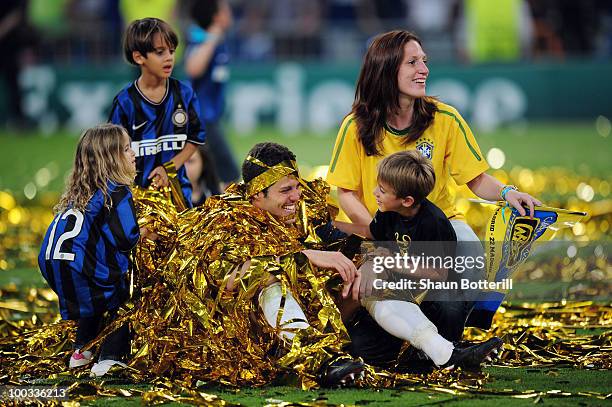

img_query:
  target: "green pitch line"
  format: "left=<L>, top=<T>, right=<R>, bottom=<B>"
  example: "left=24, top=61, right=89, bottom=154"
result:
left=26, top=368, right=612, bottom=406
left=0, top=121, right=610, bottom=194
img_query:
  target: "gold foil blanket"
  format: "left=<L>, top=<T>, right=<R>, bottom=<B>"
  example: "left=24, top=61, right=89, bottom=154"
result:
left=0, top=174, right=610, bottom=403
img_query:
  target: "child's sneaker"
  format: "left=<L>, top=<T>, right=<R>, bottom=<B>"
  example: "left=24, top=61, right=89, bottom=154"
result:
left=90, top=359, right=128, bottom=377
left=68, top=350, right=93, bottom=368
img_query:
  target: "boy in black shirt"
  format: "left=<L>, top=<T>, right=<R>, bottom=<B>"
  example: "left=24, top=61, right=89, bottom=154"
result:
left=343, top=151, right=501, bottom=370
left=369, top=153, right=456, bottom=244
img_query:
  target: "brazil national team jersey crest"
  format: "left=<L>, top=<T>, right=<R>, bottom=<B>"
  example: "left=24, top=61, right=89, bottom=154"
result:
left=416, top=137, right=434, bottom=160
left=108, top=78, right=206, bottom=205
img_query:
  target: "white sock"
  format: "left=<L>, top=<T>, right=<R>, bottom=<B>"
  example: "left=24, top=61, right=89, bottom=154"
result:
left=259, top=282, right=310, bottom=341
left=363, top=299, right=454, bottom=366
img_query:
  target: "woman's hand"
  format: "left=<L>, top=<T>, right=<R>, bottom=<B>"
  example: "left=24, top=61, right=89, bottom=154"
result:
left=505, top=189, right=542, bottom=217
left=467, top=173, right=543, bottom=217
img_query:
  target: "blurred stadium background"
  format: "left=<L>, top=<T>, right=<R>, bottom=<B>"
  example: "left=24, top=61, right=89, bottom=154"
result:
left=0, top=1, right=610, bottom=404
left=0, top=1, right=609, bottom=273
left=1, top=0, right=610, bottom=264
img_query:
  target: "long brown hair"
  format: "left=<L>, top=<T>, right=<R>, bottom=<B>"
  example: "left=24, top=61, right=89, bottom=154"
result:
left=353, top=30, right=438, bottom=156
left=55, top=124, right=136, bottom=213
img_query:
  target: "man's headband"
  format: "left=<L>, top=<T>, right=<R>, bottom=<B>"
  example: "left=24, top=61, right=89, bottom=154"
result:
left=245, top=155, right=299, bottom=197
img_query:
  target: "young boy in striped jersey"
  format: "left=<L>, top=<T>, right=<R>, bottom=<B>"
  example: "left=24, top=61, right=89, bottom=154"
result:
left=109, top=18, right=206, bottom=207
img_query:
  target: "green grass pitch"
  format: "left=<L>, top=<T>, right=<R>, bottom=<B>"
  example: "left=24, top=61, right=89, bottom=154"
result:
left=0, top=121, right=610, bottom=405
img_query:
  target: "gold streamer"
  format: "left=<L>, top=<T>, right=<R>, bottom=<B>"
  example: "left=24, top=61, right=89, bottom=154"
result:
left=244, top=157, right=299, bottom=197
left=0, top=168, right=610, bottom=403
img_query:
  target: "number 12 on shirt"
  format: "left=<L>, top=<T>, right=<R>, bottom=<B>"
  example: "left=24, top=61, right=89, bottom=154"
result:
left=44, top=209, right=84, bottom=261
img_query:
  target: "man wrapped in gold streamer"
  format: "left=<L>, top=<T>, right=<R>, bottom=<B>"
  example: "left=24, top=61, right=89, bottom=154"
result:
left=130, top=142, right=365, bottom=388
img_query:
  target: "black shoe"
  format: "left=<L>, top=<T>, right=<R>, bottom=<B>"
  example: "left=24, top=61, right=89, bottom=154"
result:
left=318, top=357, right=365, bottom=387
left=442, top=337, right=503, bottom=371
left=396, top=346, right=435, bottom=374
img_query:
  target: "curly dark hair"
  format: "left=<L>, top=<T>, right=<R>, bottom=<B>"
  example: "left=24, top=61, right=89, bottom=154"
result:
left=242, top=142, right=296, bottom=187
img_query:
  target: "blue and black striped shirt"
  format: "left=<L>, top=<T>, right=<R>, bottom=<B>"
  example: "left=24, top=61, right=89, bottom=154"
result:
left=38, top=184, right=139, bottom=320
left=108, top=77, right=206, bottom=205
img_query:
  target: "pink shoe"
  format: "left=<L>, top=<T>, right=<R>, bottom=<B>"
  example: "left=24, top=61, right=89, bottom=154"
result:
left=69, top=350, right=93, bottom=368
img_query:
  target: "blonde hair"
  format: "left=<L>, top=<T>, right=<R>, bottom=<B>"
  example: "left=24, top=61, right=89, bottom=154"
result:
left=55, top=124, right=136, bottom=213
left=377, top=150, right=435, bottom=204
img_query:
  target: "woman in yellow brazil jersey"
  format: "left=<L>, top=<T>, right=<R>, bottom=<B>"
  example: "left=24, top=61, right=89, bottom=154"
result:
left=327, top=30, right=540, bottom=226
left=326, top=31, right=542, bottom=357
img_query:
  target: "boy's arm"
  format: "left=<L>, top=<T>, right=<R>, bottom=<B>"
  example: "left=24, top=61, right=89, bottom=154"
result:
left=332, top=220, right=372, bottom=239
left=389, top=250, right=448, bottom=281
left=151, top=80, right=205, bottom=188
left=148, top=75, right=206, bottom=189
left=171, top=142, right=198, bottom=170
left=407, top=262, right=448, bottom=281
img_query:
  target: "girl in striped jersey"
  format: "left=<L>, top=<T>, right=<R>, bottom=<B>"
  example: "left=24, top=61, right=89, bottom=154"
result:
left=38, top=124, right=141, bottom=377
